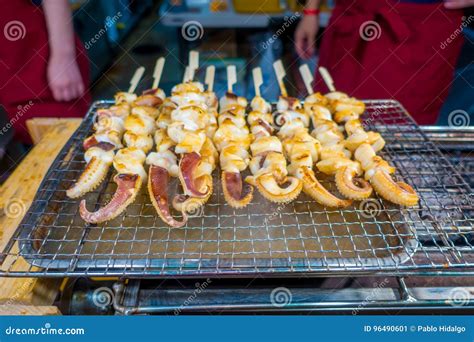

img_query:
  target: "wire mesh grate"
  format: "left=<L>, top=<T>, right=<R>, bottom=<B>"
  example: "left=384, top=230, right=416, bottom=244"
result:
left=0, top=100, right=472, bottom=278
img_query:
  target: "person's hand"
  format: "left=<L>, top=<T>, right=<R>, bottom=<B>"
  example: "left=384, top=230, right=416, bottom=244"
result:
left=295, top=15, right=319, bottom=59
left=47, top=53, right=85, bottom=102
left=444, top=0, right=474, bottom=9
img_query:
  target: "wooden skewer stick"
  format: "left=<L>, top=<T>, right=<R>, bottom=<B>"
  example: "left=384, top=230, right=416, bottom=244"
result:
left=227, top=65, right=236, bottom=93
left=182, top=66, right=190, bottom=83
left=205, top=65, right=215, bottom=92
left=299, top=64, right=314, bottom=95
left=152, top=57, right=165, bottom=89
left=273, top=60, right=288, bottom=97
left=318, top=66, right=336, bottom=92
left=252, top=67, right=263, bottom=98
left=188, top=69, right=195, bottom=82
left=188, top=50, right=199, bottom=82
left=128, top=66, right=145, bottom=93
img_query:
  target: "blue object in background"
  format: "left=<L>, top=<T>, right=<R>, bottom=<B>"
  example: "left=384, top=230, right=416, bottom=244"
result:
left=437, top=26, right=474, bottom=126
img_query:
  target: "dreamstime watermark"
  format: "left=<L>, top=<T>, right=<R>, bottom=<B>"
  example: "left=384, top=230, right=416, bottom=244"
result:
left=92, top=287, right=114, bottom=309
left=270, top=287, right=292, bottom=308
left=352, top=278, right=389, bottom=315
left=181, top=21, right=204, bottom=42
left=0, top=101, right=34, bottom=136
left=84, top=12, right=123, bottom=50
left=174, top=278, right=212, bottom=315
left=3, top=278, right=34, bottom=307
left=359, top=21, right=381, bottom=41
left=5, top=323, right=85, bottom=336
left=440, top=15, right=474, bottom=50
left=447, top=110, right=471, bottom=128
left=262, top=13, right=301, bottom=50
left=359, top=198, right=382, bottom=219
left=93, top=109, right=115, bottom=131
left=265, top=201, right=289, bottom=224
left=182, top=198, right=204, bottom=218
left=447, top=287, right=472, bottom=307
left=171, top=189, right=205, bottom=219
left=3, top=20, right=26, bottom=41
left=362, top=107, right=383, bottom=130
left=3, top=198, right=27, bottom=219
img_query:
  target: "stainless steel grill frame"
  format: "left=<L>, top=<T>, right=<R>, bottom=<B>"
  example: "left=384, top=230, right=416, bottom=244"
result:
left=1, top=99, right=472, bottom=278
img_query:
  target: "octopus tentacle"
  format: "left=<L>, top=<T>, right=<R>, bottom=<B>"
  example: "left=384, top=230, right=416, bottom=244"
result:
left=354, top=143, right=419, bottom=207
left=214, top=93, right=252, bottom=208
left=172, top=173, right=213, bottom=213
left=222, top=171, right=253, bottom=208
left=276, top=97, right=344, bottom=206
left=133, top=94, right=163, bottom=108
left=178, top=152, right=211, bottom=198
left=73, top=94, right=135, bottom=202
left=83, top=137, right=116, bottom=151
left=247, top=96, right=303, bottom=204
left=370, top=170, right=419, bottom=206
left=148, top=165, right=187, bottom=228
left=79, top=174, right=142, bottom=224
left=335, top=166, right=373, bottom=200
left=298, top=167, right=352, bottom=208
left=194, top=174, right=213, bottom=204
left=67, top=157, right=111, bottom=199
left=248, top=174, right=301, bottom=203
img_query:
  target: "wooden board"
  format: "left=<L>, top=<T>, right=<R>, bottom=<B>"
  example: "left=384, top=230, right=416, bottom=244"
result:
left=0, top=118, right=81, bottom=313
left=26, top=117, right=82, bottom=145
left=0, top=304, right=61, bottom=316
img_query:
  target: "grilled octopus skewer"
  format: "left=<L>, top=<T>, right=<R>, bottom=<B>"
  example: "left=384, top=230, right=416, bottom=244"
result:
left=276, top=97, right=351, bottom=208
left=79, top=147, right=146, bottom=223
left=299, top=65, right=371, bottom=201
left=309, top=105, right=373, bottom=201
left=172, top=135, right=217, bottom=214
left=312, top=116, right=372, bottom=201
left=245, top=68, right=302, bottom=203
left=80, top=71, right=164, bottom=223
left=66, top=92, right=135, bottom=199
left=146, top=129, right=190, bottom=227
left=273, top=61, right=351, bottom=207
left=166, top=57, right=217, bottom=215
left=146, top=60, right=217, bottom=227
left=329, top=91, right=418, bottom=206
left=317, top=67, right=418, bottom=206
left=354, top=143, right=419, bottom=206
left=144, top=56, right=189, bottom=227
left=168, top=81, right=213, bottom=200
left=80, top=109, right=159, bottom=223
left=213, top=83, right=254, bottom=208
left=67, top=68, right=148, bottom=199
left=335, top=115, right=384, bottom=200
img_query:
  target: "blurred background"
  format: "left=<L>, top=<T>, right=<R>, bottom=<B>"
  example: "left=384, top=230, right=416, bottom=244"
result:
left=81, top=0, right=331, bottom=100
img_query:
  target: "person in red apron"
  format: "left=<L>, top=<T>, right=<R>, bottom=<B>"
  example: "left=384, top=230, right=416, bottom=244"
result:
left=0, top=0, right=91, bottom=143
left=295, top=0, right=472, bottom=124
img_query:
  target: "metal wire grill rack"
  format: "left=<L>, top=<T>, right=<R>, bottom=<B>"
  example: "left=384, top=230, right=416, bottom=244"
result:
left=1, top=100, right=472, bottom=278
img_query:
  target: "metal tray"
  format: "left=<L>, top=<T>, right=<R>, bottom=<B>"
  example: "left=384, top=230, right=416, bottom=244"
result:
left=1, top=100, right=472, bottom=278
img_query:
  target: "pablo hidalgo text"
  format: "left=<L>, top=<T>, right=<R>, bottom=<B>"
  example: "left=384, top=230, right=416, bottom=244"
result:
left=416, top=325, right=466, bottom=334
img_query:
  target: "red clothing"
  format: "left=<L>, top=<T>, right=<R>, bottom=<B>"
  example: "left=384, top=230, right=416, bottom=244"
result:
left=0, top=0, right=91, bottom=143
left=315, top=0, right=464, bottom=124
